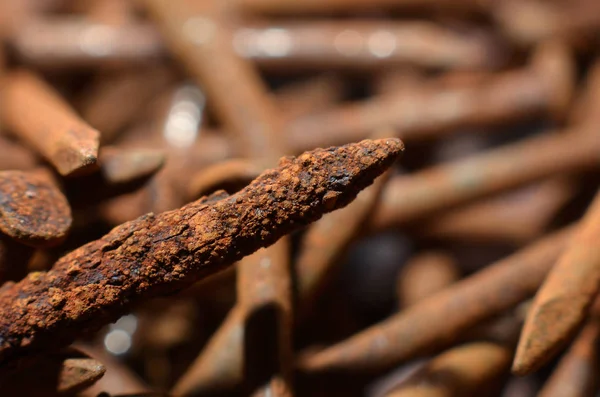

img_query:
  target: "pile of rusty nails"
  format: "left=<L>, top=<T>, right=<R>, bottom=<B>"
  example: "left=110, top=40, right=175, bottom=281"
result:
left=0, top=0, right=599, bottom=396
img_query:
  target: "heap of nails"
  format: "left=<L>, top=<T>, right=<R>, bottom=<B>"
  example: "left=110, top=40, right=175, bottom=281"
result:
left=0, top=0, right=599, bottom=396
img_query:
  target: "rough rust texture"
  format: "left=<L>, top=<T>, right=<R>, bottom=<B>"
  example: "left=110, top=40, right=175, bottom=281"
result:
left=298, top=227, right=573, bottom=374
left=0, top=139, right=403, bottom=368
left=514, top=190, right=600, bottom=375
left=0, top=170, right=72, bottom=247
left=0, top=70, right=100, bottom=177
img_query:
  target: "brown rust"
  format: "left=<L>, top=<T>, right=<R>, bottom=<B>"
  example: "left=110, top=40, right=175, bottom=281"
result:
left=298, top=227, right=573, bottom=374
left=513, top=190, right=600, bottom=375
left=0, top=138, right=403, bottom=369
left=0, top=70, right=100, bottom=176
left=0, top=170, right=71, bottom=247
left=537, top=319, right=600, bottom=397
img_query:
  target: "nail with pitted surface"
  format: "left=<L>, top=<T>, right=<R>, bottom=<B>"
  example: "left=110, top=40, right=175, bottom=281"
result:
left=0, top=138, right=403, bottom=369
left=0, top=170, right=72, bottom=247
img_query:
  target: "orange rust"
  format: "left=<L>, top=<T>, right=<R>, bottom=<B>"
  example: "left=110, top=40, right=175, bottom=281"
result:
left=0, top=139, right=403, bottom=370
left=0, top=170, right=71, bottom=247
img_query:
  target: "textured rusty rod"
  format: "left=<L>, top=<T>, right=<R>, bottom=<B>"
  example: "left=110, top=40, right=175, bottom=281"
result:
left=0, top=138, right=403, bottom=369
left=418, top=178, right=575, bottom=243
left=295, top=171, right=390, bottom=320
left=0, top=70, right=100, bottom=176
left=298, top=227, right=573, bottom=374
left=234, top=21, right=503, bottom=71
left=537, top=319, right=600, bottom=397
left=383, top=342, right=511, bottom=397
left=143, top=0, right=284, bottom=165
left=78, top=66, right=174, bottom=143
left=0, top=170, right=71, bottom=247
left=0, top=351, right=105, bottom=396
left=513, top=190, right=600, bottom=375
left=286, top=42, right=573, bottom=153
left=372, top=131, right=600, bottom=231
left=397, top=251, right=460, bottom=308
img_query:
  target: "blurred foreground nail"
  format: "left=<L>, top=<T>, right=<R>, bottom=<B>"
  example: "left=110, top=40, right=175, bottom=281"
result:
left=513, top=190, right=600, bottom=375
left=537, top=318, right=600, bottom=397
left=298, top=227, right=573, bottom=374
left=0, top=70, right=100, bottom=176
